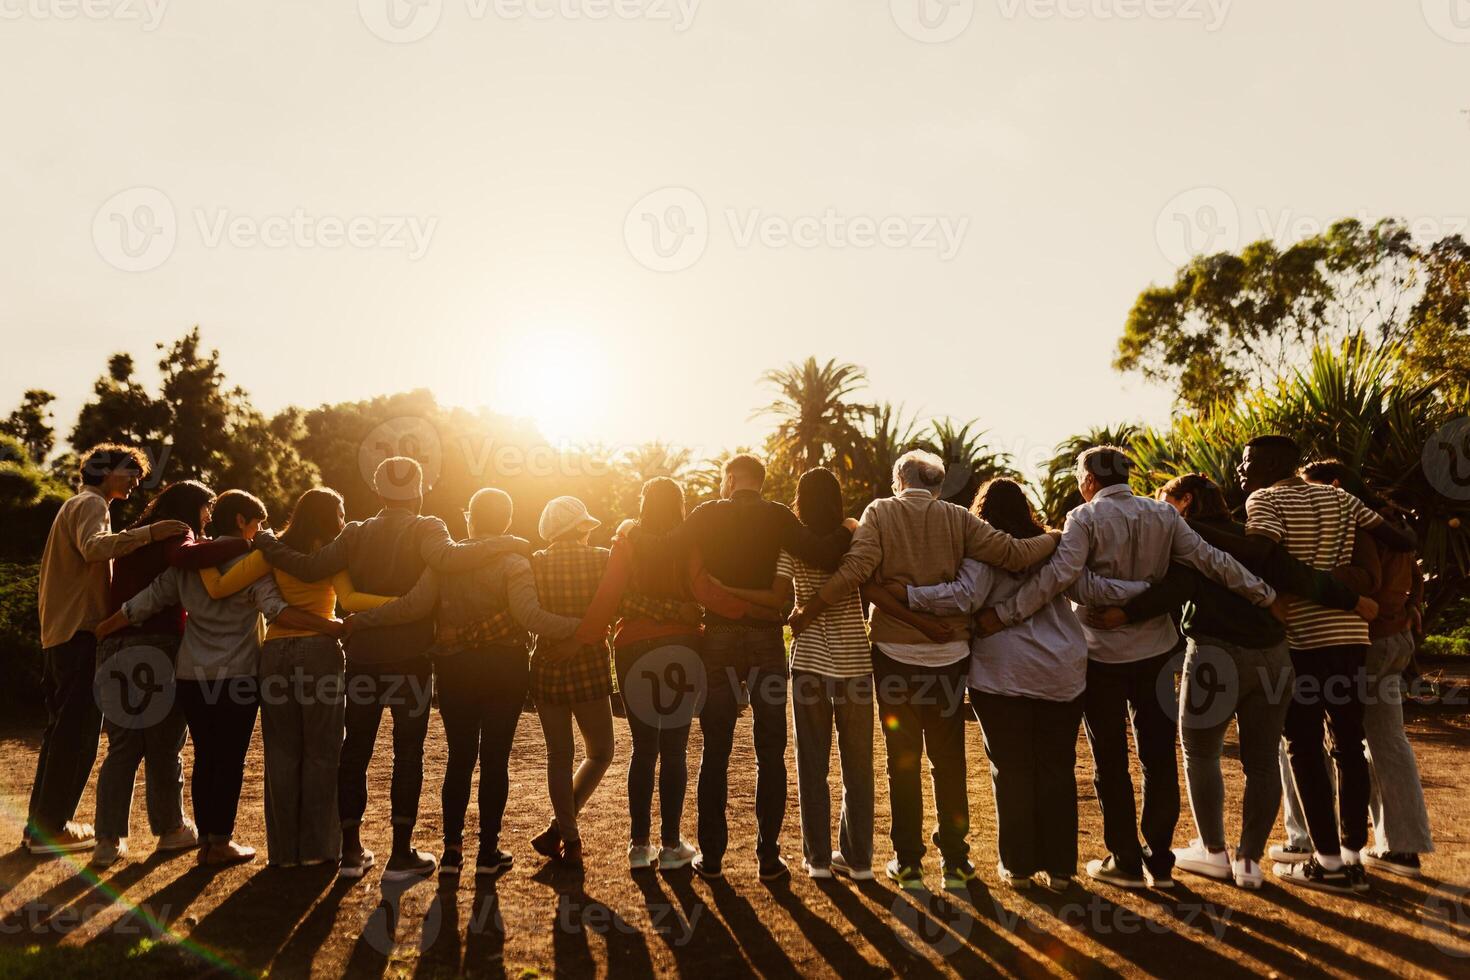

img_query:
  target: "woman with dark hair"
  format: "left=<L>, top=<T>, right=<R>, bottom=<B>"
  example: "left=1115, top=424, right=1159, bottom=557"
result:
left=1085, top=472, right=1372, bottom=890
left=98, top=489, right=344, bottom=866
left=899, top=478, right=1149, bottom=890
left=576, top=477, right=767, bottom=872
left=91, top=479, right=248, bottom=867
left=200, top=487, right=392, bottom=867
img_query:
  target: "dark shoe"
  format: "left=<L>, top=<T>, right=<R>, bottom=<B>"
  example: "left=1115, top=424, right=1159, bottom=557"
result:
left=943, top=860, right=978, bottom=889
left=440, top=848, right=464, bottom=878
left=1086, top=856, right=1146, bottom=889
left=885, top=858, right=925, bottom=891
left=476, top=849, right=514, bottom=877
left=382, top=848, right=437, bottom=882
left=610, top=692, right=627, bottom=718
left=758, top=855, right=790, bottom=882
left=28, top=821, right=96, bottom=856
left=531, top=823, right=562, bottom=859
left=1363, top=850, right=1421, bottom=879
left=692, top=855, right=722, bottom=879
left=559, top=839, right=585, bottom=871
left=1038, top=870, right=1073, bottom=893
left=1274, top=856, right=1354, bottom=894
left=339, top=848, right=376, bottom=879
left=1344, top=862, right=1371, bottom=893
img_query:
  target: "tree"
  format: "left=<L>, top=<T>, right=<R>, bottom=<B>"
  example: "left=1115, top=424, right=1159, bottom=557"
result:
left=71, top=353, right=169, bottom=456
left=756, top=358, right=868, bottom=482
left=853, top=401, right=921, bottom=507
left=918, top=418, right=1019, bottom=506
left=1035, top=423, right=1142, bottom=526
left=1, top=390, right=57, bottom=465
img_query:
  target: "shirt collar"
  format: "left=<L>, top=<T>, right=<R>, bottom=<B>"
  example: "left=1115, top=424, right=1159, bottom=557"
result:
left=1092, top=483, right=1134, bottom=501
left=897, top=488, right=935, bottom=499
left=1272, top=476, right=1306, bottom=488
left=731, top=489, right=763, bottom=504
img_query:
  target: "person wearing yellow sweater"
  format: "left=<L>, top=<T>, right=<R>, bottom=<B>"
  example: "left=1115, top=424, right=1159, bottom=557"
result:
left=201, top=487, right=390, bottom=868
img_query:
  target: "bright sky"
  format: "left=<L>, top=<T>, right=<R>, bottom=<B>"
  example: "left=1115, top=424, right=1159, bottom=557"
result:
left=2, top=1, right=1466, bottom=475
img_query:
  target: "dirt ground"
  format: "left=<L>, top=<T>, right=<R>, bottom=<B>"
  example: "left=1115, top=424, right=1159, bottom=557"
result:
left=1, top=677, right=1469, bottom=979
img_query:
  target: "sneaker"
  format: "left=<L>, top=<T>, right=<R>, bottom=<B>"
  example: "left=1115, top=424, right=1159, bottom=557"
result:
left=559, top=839, right=585, bottom=872
left=803, top=859, right=833, bottom=879
left=92, top=837, right=127, bottom=869
left=1362, top=850, right=1421, bottom=879
left=758, top=855, right=790, bottom=882
left=199, top=840, right=256, bottom=867
left=1145, top=866, right=1175, bottom=890
left=156, top=823, right=200, bottom=852
left=1268, top=843, right=1311, bottom=864
left=658, top=840, right=696, bottom=870
left=382, top=848, right=436, bottom=881
left=1231, top=856, right=1263, bottom=890
left=692, top=855, right=722, bottom=880
left=1086, top=856, right=1146, bottom=889
left=629, top=843, right=658, bottom=871
left=440, top=848, right=464, bottom=878
left=943, top=860, right=979, bottom=889
left=531, top=823, right=562, bottom=860
left=885, top=859, right=925, bottom=891
left=996, top=862, right=1031, bottom=889
left=1173, top=840, right=1231, bottom=881
left=1343, top=862, right=1371, bottom=893
left=28, top=821, right=96, bottom=856
left=1274, top=856, right=1353, bottom=894
left=476, top=849, right=514, bottom=877
left=830, top=851, right=875, bottom=881
left=1037, top=871, right=1073, bottom=893
left=339, top=848, right=375, bottom=879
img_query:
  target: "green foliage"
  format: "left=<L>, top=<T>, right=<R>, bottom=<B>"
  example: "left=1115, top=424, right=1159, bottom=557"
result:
left=1420, top=635, right=1470, bottom=658
left=918, top=418, right=1019, bottom=506
left=0, top=389, right=57, bottom=465
left=1035, top=424, right=1142, bottom=526
left=0, top=561, right=43, bottom=713
left=756, top=357, right=869, bottom=492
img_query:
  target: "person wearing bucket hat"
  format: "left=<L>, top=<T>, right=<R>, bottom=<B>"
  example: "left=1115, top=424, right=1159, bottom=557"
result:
left=539, top=496, right=602, bottom=544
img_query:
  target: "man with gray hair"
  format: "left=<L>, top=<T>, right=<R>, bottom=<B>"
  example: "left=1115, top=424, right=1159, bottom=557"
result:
left=790, top=449, right=1060, bottom=890
left=254, top=456, right=528, bottom=881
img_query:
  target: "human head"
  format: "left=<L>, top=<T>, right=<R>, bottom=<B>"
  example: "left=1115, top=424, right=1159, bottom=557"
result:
left=793, top=467, right=844, bottom=533
left=1301, top=458, right=1384, bottom=509
left=129, top=479, right=214, bottom=537
left=892, top=449, right=945, bottom=497
left=280, top=487, right=346, bottom=551
left=538, top=495, right=600, bottom=544
left=1075, top=446, right=1132, bottom=502
left=373, top=456, right=423, bottom=511
left=1238, top=435, right=1300, bottom=495
left=638, top=477, right=686, bottom=535
left=971, top=478, right=1046, bottom=538
left=466, top=487, right=514, bottom=538
left=78, top=443, right=150, bottom=501
left=209, top=489, right=268, bottom=541
left=1158, top=473, right=1232, bottom=521
left=720, top=453, right=766, bottom=499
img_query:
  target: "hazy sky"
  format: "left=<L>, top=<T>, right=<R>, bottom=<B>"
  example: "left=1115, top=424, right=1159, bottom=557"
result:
left=3, top=1, right=1466, bottom=475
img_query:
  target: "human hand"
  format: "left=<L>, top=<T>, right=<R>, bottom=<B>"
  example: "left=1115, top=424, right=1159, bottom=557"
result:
left=1268, top=598, right=1290, bottom=624
left=788, top=605, right=816, bottom=636
left=880, top=580, right=909, bottom=606
left=677, top=601, right=703, bottom=626
left=973, top=608, right=1005, bottom=637
left=1084, top=606, right=1128, bottom=630
left=842, top=517, right=859, bottom=532
left=914, top=615, right=954, bottom=644
left=149, top=520, right=191, bottom=542
left=1354, top=595, right=1380, bottom=622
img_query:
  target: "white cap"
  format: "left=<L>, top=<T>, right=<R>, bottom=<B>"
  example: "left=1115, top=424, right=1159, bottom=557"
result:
left=538, top=495, right=601, bottom=542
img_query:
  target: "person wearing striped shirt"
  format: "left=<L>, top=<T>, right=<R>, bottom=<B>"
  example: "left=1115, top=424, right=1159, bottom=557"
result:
left=1238, top=435, right=1417, bottom=894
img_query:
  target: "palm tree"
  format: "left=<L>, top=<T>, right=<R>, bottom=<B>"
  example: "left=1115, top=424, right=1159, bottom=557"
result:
left=620, top=441, right=694, bottom=484
left=854, top=401, right=921, bottom=505
left=1037, top=423, right=1142, bottom=525
left=755, top=358, right=868, bottom=479
left=919, top=418, right=1020, bottom=506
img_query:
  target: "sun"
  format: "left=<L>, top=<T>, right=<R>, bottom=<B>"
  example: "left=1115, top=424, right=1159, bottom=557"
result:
left=487, top=328, right=605, bottom=444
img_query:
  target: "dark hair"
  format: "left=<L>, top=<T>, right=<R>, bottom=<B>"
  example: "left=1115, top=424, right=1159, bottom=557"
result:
left=79, top=443, right=150, bottom=487
left=1300, top=458, right=1385, bottom=510
left=793, top=467, right=844, bottom=533
left=972, top=478, right=1047, bottom=539
left=1244, top=435, right=1301, bottom=476
left=468, top=487, right=514, bottom=537
left=1159, top=473, right=1232, bottom=521
left=628, top=477, right=688, bottom=598
left=280, top=487, right=345, bottom=552
left=209, top=489, right=268, bottom=538
left=128, top=480, right=214, bottom=537
left=1077, top=446, right=1132, bottom=488
left=724, top=453, right=766, bottom=487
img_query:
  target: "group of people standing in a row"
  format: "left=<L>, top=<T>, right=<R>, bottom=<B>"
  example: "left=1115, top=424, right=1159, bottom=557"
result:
left=24, top=434, right=1430, bottom=898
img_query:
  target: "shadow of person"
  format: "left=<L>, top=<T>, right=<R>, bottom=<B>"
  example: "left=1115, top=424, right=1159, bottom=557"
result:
left=82, top=861, right=216, bottom=953
left=342, top=872, right=441, bottom=980
left=544, top=876, right=654, bottom=979
left=413, top=875, right=464, bottom=978
left=461, top=874, right=508, bottom=979
left=632, top=870, right=709, bottom=977
left=948, top=879, right=1116, bottom=978
left=660, top=867, right=746, bottom=966
left=19, top=860, right=157, bottom=946
left=699, top=876, right=799, bottom=976
left=188, top=864, right=336, bottom=971
left=813, top=878, right=946, bottom=979
left=0, top=846, right=44, bottom=896
left=760, top=875, right=882, bottom=977
left=271, top=875, right=357, bottom=975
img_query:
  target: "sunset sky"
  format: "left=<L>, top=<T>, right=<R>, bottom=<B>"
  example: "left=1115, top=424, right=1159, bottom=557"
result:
left=3, top=1, right=1466, bottom=474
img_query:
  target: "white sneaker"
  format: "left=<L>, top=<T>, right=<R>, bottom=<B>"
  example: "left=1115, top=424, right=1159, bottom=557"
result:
left=830, top=851, right=875, bottom=881
left=803, top=859, right=833, bottom=879
left=629, top=844, right=658, bottom=871
left=658, top=840, right=696, bottom=870
left=997, top=862, right=1031, bottom=889
left=1172, top=840, right=1232, bottom=881
left=156, top=823, right=200, bottom=853
left=92, top=837, right=127, bottom=869
left=1232, top=856, right=1263, bottom=890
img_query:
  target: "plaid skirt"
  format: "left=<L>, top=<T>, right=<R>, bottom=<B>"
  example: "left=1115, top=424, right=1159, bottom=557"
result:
left=530, top=641, right=615, bottom=705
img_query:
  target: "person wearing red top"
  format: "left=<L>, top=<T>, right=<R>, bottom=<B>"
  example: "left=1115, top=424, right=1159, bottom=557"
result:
left=92, top=480, right=249, bottom=867
left=576, top=477, right=774, bottom=872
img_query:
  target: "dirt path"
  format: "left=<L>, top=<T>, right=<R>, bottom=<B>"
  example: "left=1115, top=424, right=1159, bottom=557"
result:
left=1, top=698, right=1468, bottom=978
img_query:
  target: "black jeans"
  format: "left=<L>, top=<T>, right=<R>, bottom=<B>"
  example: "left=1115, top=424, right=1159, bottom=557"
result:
left=1083, top=650, right=1180, bottom=877
left=436, top=646, right=528, bottom=849
left=872, top=647, right=970, bottom=867
left=697, top=628, right=787, bottom=864
left=617, top=635, right=697, bottom=846
left=339, top=656, right=433, bottom=829
left=973, top=690, right=1083, bottom=878
left=28, top=632, right=103, bottom=837
left=175, top=676, right=260, bottom=841
left=1282, top=644, right=1370, bottom=856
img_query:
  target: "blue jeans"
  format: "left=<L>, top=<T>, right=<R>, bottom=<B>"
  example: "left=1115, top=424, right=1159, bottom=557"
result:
left=94, top=634, right=188, bottom=842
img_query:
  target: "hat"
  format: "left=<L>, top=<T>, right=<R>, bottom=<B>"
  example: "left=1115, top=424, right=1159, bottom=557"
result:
left=538, top=496, right=601, bottom=542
